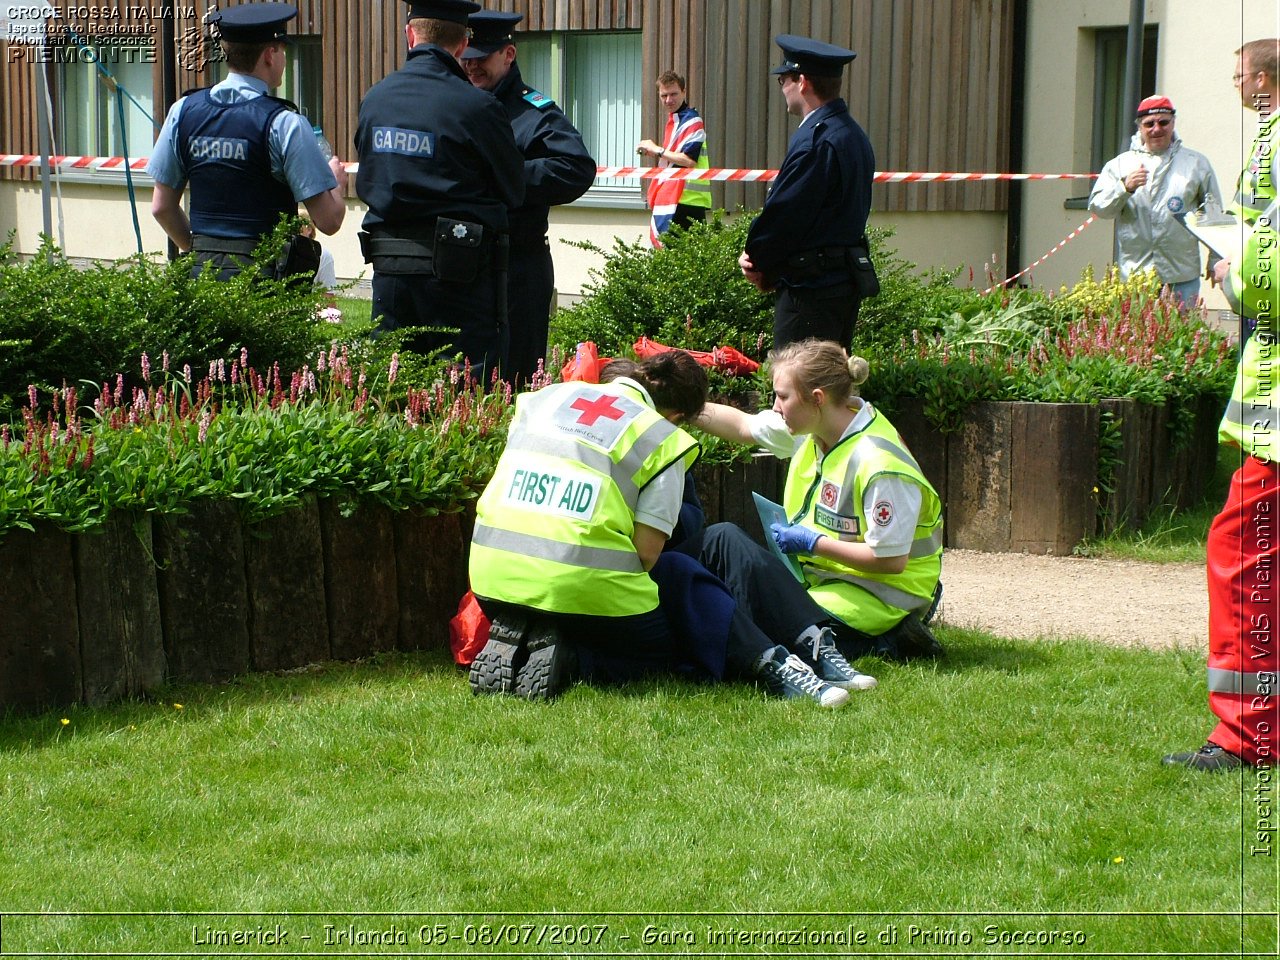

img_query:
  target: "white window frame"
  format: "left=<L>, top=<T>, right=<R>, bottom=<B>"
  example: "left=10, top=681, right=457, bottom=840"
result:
left=53, top=39, right=158, bottom=183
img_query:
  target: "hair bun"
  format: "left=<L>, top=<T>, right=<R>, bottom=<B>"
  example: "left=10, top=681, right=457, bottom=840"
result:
left=847, top=355, right=870, bottom=387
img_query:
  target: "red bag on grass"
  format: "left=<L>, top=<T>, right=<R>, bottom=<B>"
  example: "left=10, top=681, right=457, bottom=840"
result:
left=449, top=590, right=491, bottom=667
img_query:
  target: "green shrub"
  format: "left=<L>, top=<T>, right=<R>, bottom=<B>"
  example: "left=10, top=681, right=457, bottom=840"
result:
left=549, top=214, right=971, bottom=363
left=551, top=212, right=775, bottom=359
left=864, top=269, right=1236, bottom=435
left=0, top=225, right=338, bottom=417
left=853, top=225, right=988, bottom=353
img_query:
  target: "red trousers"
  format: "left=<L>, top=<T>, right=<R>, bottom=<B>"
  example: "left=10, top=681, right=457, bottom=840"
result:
left=1207, top=455, right=1280, bottom=764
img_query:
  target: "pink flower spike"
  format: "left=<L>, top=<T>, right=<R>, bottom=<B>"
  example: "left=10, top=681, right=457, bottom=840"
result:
left=389, top=353, right=399, bottom=386
left=28, top=384, right=37, bottom=411
left=241, top=347, right=249, bottom=370
left=162, top=350, right=170, bottom=373
left=198, top=408, right=212, bottom=443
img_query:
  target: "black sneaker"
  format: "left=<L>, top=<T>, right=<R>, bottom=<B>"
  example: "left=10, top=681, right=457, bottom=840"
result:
left=513, top=625, right=577, bottom=701
left=756, top=646, right=849, bottom=708
left=883, top=613, right=945, bottom=661
left=468, top=613, right=529, bottom=695
left=1162, top=742, right=1244, bottom=773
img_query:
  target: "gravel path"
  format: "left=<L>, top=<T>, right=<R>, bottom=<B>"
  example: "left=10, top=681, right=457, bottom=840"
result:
left=935, top=549, right=1207, bottom=650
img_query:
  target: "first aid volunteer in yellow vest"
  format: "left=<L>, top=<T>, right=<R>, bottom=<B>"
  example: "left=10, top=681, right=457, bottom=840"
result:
left=467, top=350, right=856, bottom=706
left=694, top=339, right=945, bottom=664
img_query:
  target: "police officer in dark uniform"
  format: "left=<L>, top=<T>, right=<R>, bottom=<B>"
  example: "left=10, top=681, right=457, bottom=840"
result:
left=460, top=11, right=595, bottom=386
left=739, top=35, right=876, bottom=350
left=147, top=2, right=348, bottom=281
left=354, top=0, right=524, bottom=378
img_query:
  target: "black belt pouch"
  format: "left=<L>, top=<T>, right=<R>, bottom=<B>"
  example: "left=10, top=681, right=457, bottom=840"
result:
left=433, top=218, right=484, bottom=283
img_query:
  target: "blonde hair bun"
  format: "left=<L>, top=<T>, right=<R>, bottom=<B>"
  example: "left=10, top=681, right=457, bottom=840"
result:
left=847, top=355, right=869, bottom=387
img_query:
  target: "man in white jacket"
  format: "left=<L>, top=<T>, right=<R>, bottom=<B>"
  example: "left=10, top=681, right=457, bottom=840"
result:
left=1089, top=95, right=1221, bottom=308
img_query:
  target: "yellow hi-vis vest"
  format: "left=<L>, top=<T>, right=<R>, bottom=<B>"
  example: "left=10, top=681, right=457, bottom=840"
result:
left=469, top=380, right=700, bottom=617
left=680, top=150, right=712, bottom=209
left=781, top=404, right=943, bottom=635
left=1221, top=112, right=1280, bottom=461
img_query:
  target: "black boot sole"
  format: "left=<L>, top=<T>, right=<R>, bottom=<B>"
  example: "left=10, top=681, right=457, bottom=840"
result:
left=469, top=613, right=530, bottom=695
left=469, top=638, right=526, bottom=694
left=514, top=629, right=575, bottom=701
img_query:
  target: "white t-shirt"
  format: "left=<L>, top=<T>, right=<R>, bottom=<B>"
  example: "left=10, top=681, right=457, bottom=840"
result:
left=612, top=378, right=685, bottom=536
left=313, top=248, right=337, bottom=292
left=747, top=400, right=921, bottom=557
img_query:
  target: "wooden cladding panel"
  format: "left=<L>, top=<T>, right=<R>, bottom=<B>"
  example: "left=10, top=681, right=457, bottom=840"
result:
left=657, top=0, right=1012, bottom=214
left=515, top=1, right=640, bottom=32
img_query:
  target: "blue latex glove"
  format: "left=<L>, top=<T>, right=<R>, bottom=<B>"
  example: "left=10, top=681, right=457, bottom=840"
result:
left=771, top=522, right=823, bottom=555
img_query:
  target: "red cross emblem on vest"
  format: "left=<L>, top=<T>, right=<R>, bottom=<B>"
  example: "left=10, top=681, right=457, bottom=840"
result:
left=570, top=394, right=627, bottom=426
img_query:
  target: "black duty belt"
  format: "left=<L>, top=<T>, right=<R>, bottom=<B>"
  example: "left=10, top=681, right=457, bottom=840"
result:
left=192, top=235, right=258, bottom=256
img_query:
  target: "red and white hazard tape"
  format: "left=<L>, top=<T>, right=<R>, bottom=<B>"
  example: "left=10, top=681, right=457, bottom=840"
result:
left=981, top=216, right=1097, bottom=295
left=0, top=154, right=1098, bottom=183
left=0, top=154, right=149, bottom=172
left=599, top=167, right=1099, bottom=184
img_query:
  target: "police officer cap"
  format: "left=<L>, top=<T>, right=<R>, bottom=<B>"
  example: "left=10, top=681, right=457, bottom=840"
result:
left=403, top=0, right=479, bottom=24
left=770, top=34, right=856, bottom=78
left=460, top=10, right=522, bottom=60
left=209, top=2, right=297, bottom=44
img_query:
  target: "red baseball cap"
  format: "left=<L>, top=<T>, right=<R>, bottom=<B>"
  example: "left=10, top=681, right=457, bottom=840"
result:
left=1136, top=95, right=1175, bottom=116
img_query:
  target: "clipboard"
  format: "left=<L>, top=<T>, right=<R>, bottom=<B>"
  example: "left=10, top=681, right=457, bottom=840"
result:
left=1176, top=210, right=1244, bottom=262
left=751, top=491, right=805, bottom=583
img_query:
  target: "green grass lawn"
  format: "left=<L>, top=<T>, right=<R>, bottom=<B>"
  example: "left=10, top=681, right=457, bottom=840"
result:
left=334, top=295, right=372, bottom=327
left=0, top=629, right=1274, bottom=956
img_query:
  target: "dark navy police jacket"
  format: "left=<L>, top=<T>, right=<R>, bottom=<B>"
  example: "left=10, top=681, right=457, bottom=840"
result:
left=744, top=98, right=874, bottom=289
left=490, top=63, right=595, bottom=249
left=355, top=45, right=525, bottom=237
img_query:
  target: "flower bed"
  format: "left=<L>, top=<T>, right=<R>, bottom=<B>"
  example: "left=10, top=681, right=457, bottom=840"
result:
left=0, top=350, right=506, bottom=713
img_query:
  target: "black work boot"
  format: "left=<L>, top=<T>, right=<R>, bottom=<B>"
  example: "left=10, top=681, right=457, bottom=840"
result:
left=881, top=613, right=945, bottom=661
left=468, top=613, right=529, bottom=695
left=1162, top=742, right=1244, bottom=773
left=513, top=624, right=577, bottom=701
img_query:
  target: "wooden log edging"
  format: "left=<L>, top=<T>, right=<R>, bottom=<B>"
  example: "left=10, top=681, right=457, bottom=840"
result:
left=1, top=502, right=469, bottom=716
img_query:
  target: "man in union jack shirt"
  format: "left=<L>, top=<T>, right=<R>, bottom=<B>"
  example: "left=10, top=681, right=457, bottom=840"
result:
left=636, top=71, right=712, bottom=246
